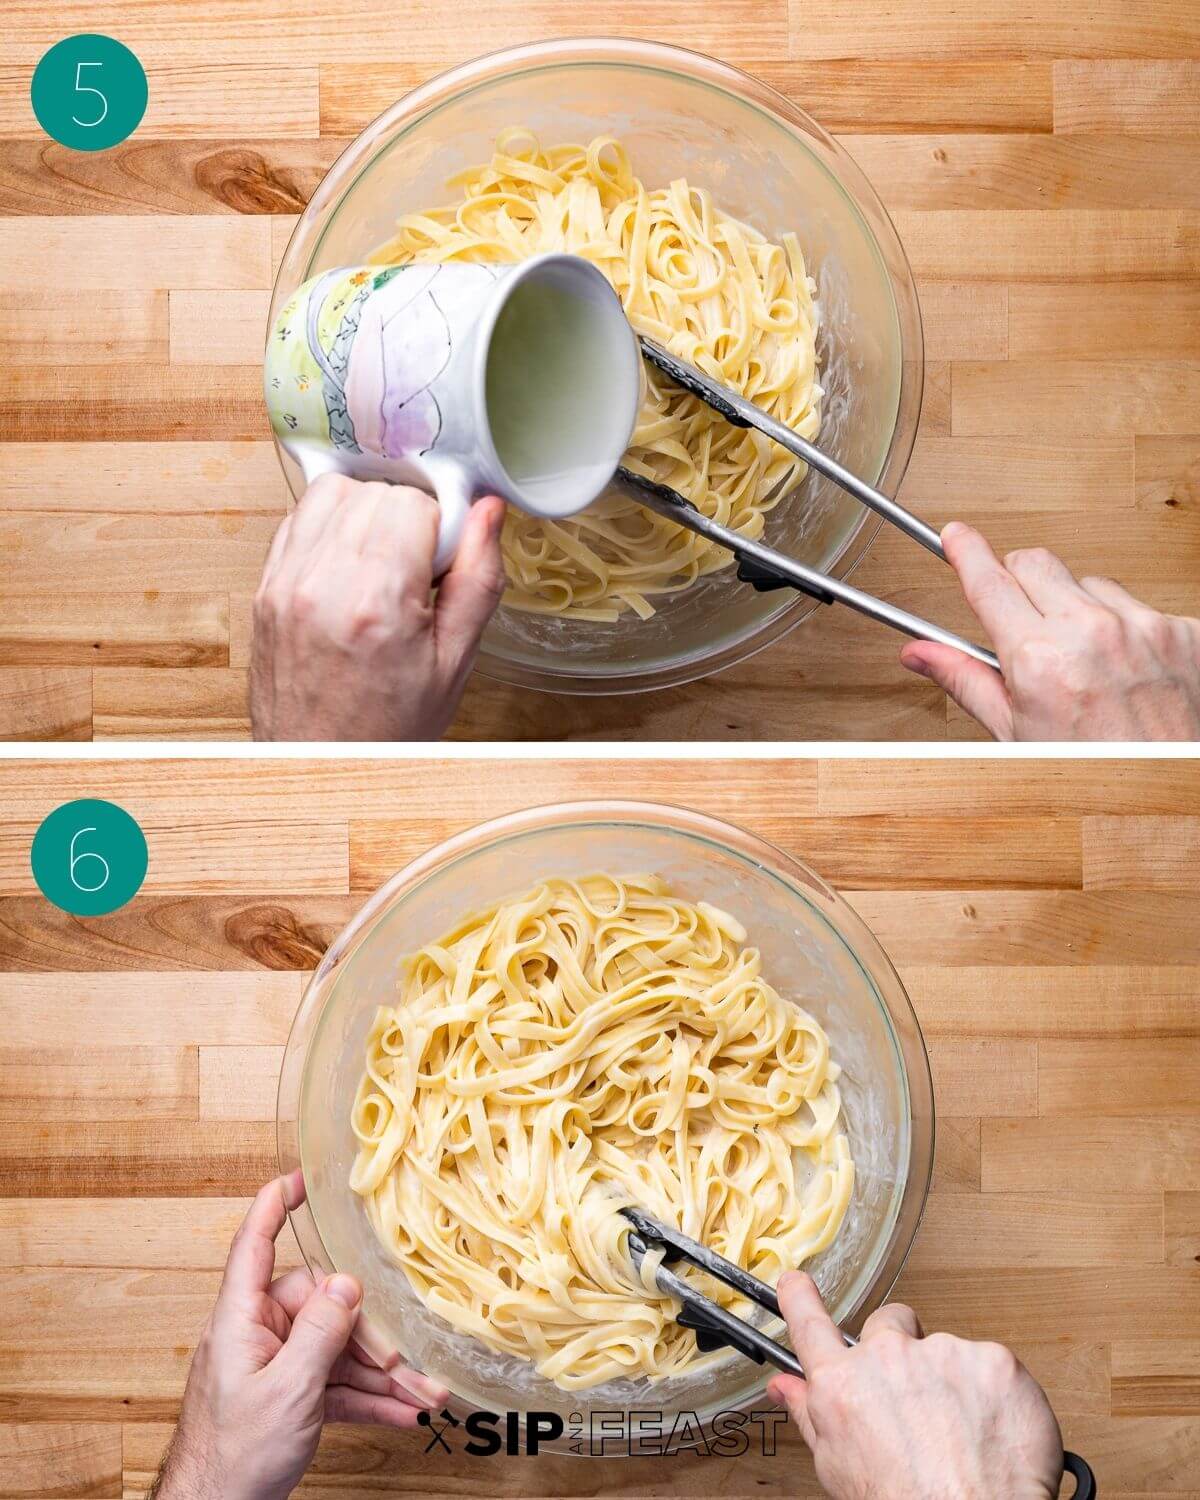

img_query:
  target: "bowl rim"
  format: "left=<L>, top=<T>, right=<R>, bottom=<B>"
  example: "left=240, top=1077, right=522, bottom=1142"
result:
left=277, top=798, right=935, bottom=1422
left=271, top=39, right=925, bottom=694
left=270, top=38, right=925, bottom=695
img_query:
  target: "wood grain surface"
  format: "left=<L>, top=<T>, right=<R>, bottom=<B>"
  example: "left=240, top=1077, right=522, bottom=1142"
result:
left=1, top=6, right=1197, bottom=740
left=0, top=756, right=1197, bottom=1495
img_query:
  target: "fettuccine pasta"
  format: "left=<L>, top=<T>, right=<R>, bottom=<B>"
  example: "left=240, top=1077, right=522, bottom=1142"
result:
left=349, top=874, right=853, bottom=1390
left=369, top=131, right=823, bottom=620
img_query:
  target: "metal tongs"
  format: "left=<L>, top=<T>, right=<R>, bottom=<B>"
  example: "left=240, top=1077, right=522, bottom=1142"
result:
left=620, top=1205, right=852, bottom=1378
left=620, top=1205, right=1097, bottom=1498
left=617, top=338, right=1000, bottom=672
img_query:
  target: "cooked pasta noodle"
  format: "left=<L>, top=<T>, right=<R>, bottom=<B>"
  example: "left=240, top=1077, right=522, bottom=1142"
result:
left=369, top=131, right=823, bottom=621
left=349, top=873, right=854, bottom=1390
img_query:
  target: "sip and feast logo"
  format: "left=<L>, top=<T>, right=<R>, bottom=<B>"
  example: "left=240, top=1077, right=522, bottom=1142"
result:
left=417, top=1407, right=787, bottom=1458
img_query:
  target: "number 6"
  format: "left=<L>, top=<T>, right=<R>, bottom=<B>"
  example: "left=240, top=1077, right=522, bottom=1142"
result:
left=72, top=61, right=109, bottom=128
left=69, top=827, right=110, bottom=893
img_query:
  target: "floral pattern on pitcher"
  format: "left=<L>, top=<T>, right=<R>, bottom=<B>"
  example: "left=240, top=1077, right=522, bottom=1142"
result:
left=266, top=263, right=468, bottom=458
left=267, top=270, right=368, bottom=449
left=262, top=253, right=633, bottom=574
left=344, top=262, right=488, bottom=460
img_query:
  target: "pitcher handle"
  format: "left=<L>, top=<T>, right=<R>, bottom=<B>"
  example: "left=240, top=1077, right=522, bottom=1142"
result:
left=290, top=446, right=470, bottom=577
left=293, top=443, right=345, bottom=489
left=424, top=459, right=473, bottom=576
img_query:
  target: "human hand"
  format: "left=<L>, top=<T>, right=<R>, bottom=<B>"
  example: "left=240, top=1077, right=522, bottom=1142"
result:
left=150, top=1171, right=448, bottom=1500
left=251, top=476, right=506, bottom=741
left=768, top=1274, right=1062, bottom=1500
left=900, top=522, right=1200, bottom=740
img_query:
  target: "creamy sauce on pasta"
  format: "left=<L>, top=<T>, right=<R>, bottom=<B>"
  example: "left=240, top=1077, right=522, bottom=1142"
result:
left=349, top=874, right=853, bottom=1390
left=369, top=131, right=823, bottom=621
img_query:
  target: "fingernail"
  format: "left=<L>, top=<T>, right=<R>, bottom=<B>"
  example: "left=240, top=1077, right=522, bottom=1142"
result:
left=281, top=1169, right=305, bottom=1211
left=327, top=1274, right=360, bottom=1309
left=902, top=655, right=933, bottom=680
left=400, top=1374, right=448, bottom=1408
left=941, top=521, right=965, bottom=543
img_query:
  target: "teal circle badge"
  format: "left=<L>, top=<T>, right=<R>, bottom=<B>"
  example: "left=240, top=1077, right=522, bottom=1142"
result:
left=31, top=34, right=148, bottom=151
left=30, top=799, right=148, bottom=917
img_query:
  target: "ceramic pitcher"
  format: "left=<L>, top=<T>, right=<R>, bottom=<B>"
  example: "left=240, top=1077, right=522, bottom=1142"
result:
left=264, top=252, right=641, bottom=572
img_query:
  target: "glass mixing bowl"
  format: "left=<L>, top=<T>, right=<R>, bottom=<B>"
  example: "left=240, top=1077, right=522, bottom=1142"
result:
left=268, top=39, right=924, bottom=694
left=277, top=801, right=934, bottom=1446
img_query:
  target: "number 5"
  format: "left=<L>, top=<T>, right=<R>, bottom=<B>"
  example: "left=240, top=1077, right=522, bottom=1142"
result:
left=69, top=827, right=110, bottom=893
left=72, top=61, right=108, bottom=128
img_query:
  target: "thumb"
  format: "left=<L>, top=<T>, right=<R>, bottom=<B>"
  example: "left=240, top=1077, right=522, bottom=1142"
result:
left=435, top=495, right=507, bottom=668
left=273, top=1274, right=361, bottom=1391
left=900, top=641, right=1014, bottom=740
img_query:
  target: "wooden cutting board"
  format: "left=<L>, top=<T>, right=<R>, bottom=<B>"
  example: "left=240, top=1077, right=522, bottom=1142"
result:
left=1, top=2, right=1198, bottom=740
left=0, top=755, right=1197, bottom=1494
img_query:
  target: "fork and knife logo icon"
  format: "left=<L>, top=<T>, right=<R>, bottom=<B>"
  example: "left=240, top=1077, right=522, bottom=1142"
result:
left=417, top=1407, right=461, bottom=1453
